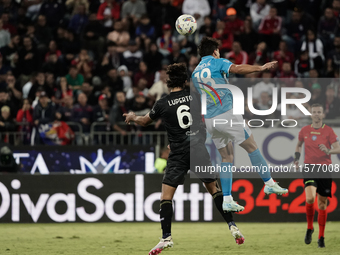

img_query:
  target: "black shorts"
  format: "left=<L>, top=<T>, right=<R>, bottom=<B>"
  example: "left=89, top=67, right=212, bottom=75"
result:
left=303, top=178, right=332, bottom=197
left=303, top=164, right=332, bottom=197
left=162, top=141, right=216, bottom=188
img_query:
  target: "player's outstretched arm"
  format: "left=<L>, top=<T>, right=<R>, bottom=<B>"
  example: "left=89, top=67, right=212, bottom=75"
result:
left=294, top=140, right=304, bottom=168
left=319, top=142, right=340, bottom=155
left=123, top=112, right=153, bottom=127
left=229, top=61, right=278, bottom=75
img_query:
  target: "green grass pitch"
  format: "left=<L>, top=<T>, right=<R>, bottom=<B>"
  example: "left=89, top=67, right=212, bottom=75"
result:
left=1, top=222, right=339, bottom=254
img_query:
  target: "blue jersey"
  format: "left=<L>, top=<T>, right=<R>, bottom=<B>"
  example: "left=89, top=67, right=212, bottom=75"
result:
left=192, top=55, right=233, bottom=119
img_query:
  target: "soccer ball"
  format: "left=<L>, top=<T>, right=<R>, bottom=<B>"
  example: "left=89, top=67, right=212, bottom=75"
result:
left=175, top=14, right=197, bottom=36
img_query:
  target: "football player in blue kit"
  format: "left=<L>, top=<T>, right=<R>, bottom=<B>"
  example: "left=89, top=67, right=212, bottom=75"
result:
left=192, top=37, right=288, bottom=213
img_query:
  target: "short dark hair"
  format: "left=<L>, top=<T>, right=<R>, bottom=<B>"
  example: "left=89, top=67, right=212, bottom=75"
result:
left=311, top=103, right=323, bottom=111
left=198, top=37, right=220, bottom=57
left=166, top=63, right=187, bottom=89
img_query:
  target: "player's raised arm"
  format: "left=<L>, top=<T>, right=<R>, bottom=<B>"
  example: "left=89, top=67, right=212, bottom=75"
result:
left=229, top=61, right=278, bottom=75
left=123, top=112, right=153, bottom=127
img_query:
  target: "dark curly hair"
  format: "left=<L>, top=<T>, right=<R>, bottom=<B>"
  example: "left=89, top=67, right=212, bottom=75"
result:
left=166, top=63, right=188, bottom=89
left=198, top=37, right=220, bottom=57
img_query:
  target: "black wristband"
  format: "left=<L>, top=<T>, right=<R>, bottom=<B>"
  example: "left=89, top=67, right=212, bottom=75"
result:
left=294, top=152, right=300, bottom=161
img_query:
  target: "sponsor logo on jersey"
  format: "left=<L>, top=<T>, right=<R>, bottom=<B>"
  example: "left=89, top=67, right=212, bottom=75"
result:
left=312, top=135, right=317, bottom=141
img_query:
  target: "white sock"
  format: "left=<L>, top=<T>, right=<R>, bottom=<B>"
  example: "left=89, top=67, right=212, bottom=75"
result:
left=223, top=195, right=233, bottom=203
left=265, top=178, right=275, bottom=186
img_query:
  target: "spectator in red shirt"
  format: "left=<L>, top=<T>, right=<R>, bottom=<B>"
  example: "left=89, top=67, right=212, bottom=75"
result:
left=332, top=0, right=340, bottom=20
left=248, top=41, right=269, bottom=65
left=16, top=98, right=33, bottom=123
left=97, top=0, right=120, bottom=28
left=294, top=50, right=314, bottom=77
left=258, top=6, right=282, bottom=51
left=157, top=24, right=175, bottom=54
left=224, top=8, right=244, bottom=41
left=59, top=76, right=73, bottom=99
left=16, top=98, right=33, bottom=144
left=273, top=41, right=294, bottom=72
left=1, top=12, right=16, bottom=36
left=71, top=49, right=94, bottom=79
left=225, top=41, right=248, bottom=65
left=279, top=62, right=296, bottom=86
left=134, top=61, right=154, bottom=89
left=45, top=40, right=62, bottom=62
left=212, top=20, right=233, bottom=52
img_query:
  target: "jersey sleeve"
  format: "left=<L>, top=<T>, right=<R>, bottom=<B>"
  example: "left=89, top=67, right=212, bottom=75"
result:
left=219, top=58, right=233, bottom=75
left=329, top=127, right=339, bottom=144
left=149, top=100, right=162, bottom=120
left=298, top=128, right=305, bottom=142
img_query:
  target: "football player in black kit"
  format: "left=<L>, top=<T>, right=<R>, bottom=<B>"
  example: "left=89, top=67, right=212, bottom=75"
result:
left=123, top=63, right=244, bottom=255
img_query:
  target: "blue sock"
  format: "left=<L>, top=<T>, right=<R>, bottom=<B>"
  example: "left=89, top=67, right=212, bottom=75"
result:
left=248, top=149, right=271, bottom=182
left=220, top=162, right=233, bottom=196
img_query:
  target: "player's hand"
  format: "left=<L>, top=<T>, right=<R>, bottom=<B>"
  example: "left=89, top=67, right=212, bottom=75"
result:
left=294, top=160, right=299, bottom=169
left=123, top=112, right=136, bottom=124
left=261, top=61, right=278, bottom=71
left=319, top=144, right=330, bottom=155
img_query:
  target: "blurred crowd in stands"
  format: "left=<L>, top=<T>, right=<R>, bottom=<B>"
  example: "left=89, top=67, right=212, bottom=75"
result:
left=0, top=0, right=340, bottom=145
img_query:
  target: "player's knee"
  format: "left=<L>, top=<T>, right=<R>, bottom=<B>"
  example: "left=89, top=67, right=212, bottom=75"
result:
left=318, top=198, right=327, bottom=210
left=246, top=143, right=258, bottom=153
left=306, top=197, right=315, bottom=204
left=318, top=202, right=327, bottom=210
left=240, top=139, right=258, bottom=153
